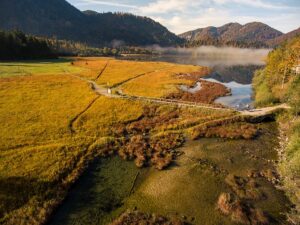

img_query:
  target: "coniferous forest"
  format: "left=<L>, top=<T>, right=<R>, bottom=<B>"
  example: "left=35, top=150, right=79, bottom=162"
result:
left=0, top=30, right=56, bottom=60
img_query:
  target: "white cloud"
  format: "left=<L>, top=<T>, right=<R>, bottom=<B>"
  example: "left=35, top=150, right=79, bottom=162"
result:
left=152, top=8, right=233, bottom=34
left=138, top=0, right=203, bottom=14
left=133, top=0, right=299, bottom=34
left=77, top=0, right=138, bottom=9
left=69, top=0, right=300, bottom=34
left=213, top=0, right=289, bottom=9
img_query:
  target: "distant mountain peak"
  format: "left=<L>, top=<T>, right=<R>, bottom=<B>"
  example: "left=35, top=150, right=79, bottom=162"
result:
left=267, top=27, right=300, bottom=47
left=180, top=22, right=283, bottom=48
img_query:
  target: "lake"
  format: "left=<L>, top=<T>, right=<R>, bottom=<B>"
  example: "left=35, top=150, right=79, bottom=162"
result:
left=118, top=46, right=269, bottom=109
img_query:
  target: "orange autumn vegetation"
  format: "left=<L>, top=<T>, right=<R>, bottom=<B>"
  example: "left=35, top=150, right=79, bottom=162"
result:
left=167, top=80, right=230, bottom=104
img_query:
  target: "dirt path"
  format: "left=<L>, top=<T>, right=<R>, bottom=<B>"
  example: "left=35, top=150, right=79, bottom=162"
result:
left=70, top=74, right=290, bottom=116
left=68, top=96, right=100, bottom=133
left=111, top=66, right=174, bottom=89
left=69, top=66, right=290, bottom=119
left=240, top=104, right=291, bottom=116
left=94, top=60, right=110, bottom=81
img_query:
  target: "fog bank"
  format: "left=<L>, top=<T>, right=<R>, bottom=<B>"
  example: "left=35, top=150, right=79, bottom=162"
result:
left=148, top=46, right=271, bottom=67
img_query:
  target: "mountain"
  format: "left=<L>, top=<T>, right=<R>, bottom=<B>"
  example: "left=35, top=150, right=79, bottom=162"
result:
left=266, top=27, right=300, bottom=47
left=180, top=22, right=283, bottom=48
left=81, top=11, right=183, bottom=46
left=0, top=0, right=182, bottom=47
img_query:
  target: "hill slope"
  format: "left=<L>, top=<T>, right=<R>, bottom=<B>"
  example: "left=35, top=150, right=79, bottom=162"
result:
left=0, top=0, right=182, bottom=47
left=180, top=22, right=283, bottom=47
left=253, top=36, right=300, bottom=223
left=266, top=27, right=300, bottom=47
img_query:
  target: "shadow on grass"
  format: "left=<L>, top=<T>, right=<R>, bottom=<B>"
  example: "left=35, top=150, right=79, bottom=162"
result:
left=0, top=58, right=73, bottom=64
left=0, top=176, right=54, bottom=218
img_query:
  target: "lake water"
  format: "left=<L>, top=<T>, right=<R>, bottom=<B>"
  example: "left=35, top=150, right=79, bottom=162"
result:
left=118, top=47, right=269, bottom=109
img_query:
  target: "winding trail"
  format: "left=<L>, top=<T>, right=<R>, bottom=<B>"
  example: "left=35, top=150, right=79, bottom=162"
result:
left=67, top=61, right=291, bottom=123
left=94, top=60, right=110, bottom=81
left=85, top=76, right=231, bottom=110
left=111, top=66, right=174, bottom=89
left=240, top=104, right=291, bottom=116
left=72, top=74, right=291, bottom=116
left=68, top=96, right=100, bottom=133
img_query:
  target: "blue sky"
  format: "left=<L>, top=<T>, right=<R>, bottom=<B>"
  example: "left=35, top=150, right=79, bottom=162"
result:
left=67, top=0, right=300, bottom=34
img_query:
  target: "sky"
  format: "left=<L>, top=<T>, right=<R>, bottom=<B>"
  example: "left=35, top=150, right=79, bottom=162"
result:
left=67, top=0, right=300, bottom=34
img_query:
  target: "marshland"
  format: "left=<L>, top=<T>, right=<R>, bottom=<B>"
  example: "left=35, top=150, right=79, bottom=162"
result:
left=0, top=1, right=299, bottom=223
left=1, top=44, right=298, bottom=225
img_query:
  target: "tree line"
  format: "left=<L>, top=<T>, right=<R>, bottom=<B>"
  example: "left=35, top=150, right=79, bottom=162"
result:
left=0, top=30, right=56, bottom=60
left=0, top=30, right=155, bottom=60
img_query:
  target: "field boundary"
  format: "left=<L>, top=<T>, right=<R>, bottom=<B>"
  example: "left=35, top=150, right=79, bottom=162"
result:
left=94, top=60, right=110, bottom=81
left=68, top=96, right=100, bottom=133
left=110, top=66, right=175, bottom=88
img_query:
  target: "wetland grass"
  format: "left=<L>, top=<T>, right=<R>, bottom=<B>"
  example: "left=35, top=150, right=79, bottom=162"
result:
left=0, top=57, right=291, bottom=225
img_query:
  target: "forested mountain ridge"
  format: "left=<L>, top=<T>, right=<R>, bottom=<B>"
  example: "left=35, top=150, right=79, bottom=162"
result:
left=266, top=27, right=300, bottom=47
left=81, top=11, right=183, bottom=46
left=0, top=0, right=183, bottom=47
left=180, top=22, right=284, bottom=48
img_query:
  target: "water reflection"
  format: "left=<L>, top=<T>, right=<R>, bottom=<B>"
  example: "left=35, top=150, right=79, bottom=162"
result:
left=207, top=65, right=263, bottom=84
left=118, top=47, right=268, bottom=109
left=203, top=78, right=253, bottom=109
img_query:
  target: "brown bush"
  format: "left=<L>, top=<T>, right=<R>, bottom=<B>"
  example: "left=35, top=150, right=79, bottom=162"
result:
left=117, top=133, right=184, bottom=170
left=110, top=210, right=189, bottom=225
left=126, top=106, right=179, bottom=134
left=191, top=121, right=258, bottom=140
left=217, top=193, right=249, bottom=224
left=150, top=133, right=184, bottom=153
left=225, top=174, right=265, bottom=201
left=217, top=193, right=269, bottom=225
left=151, top=152, right=173, bottom=170
left=166, top=80, right=230, bottom=104
left=118, top=135, right=149, bottom=167
left=150, top=133, right=184, bottom=170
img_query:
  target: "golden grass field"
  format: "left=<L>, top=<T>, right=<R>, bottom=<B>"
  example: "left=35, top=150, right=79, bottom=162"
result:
left=0, top=57, right=267, bottom=225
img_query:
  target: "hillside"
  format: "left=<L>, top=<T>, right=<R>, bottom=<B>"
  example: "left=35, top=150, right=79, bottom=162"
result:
left=180, top=22, right=283, bottom=48
left=0, top=0, right=182, bottom=47
left=253, top=36, right=300, bottom=223
left=253, top=36, right=300, bottom=106
left=267, top=27, right=300, bottom=47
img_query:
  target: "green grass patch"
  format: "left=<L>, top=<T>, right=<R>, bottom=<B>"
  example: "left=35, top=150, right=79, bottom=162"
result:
left=0, top=59, right=84, bottom=78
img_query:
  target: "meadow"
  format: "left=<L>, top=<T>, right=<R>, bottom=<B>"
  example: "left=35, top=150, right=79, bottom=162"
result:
left=0, top=57, right=288, bottom=225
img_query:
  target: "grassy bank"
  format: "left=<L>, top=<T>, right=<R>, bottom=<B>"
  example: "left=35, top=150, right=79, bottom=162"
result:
left=253, top=36, right=300, bottom=224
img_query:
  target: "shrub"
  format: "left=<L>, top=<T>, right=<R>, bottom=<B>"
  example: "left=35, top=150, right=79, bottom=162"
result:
left=110, top=210, right=188, bottom=225
left=217, top=193, right=269, bottom=225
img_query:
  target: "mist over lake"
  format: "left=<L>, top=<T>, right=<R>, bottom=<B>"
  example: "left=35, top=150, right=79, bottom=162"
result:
left=145, top=46, right=271, bottom=67
left=120, top=46, right=270, bottom=109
